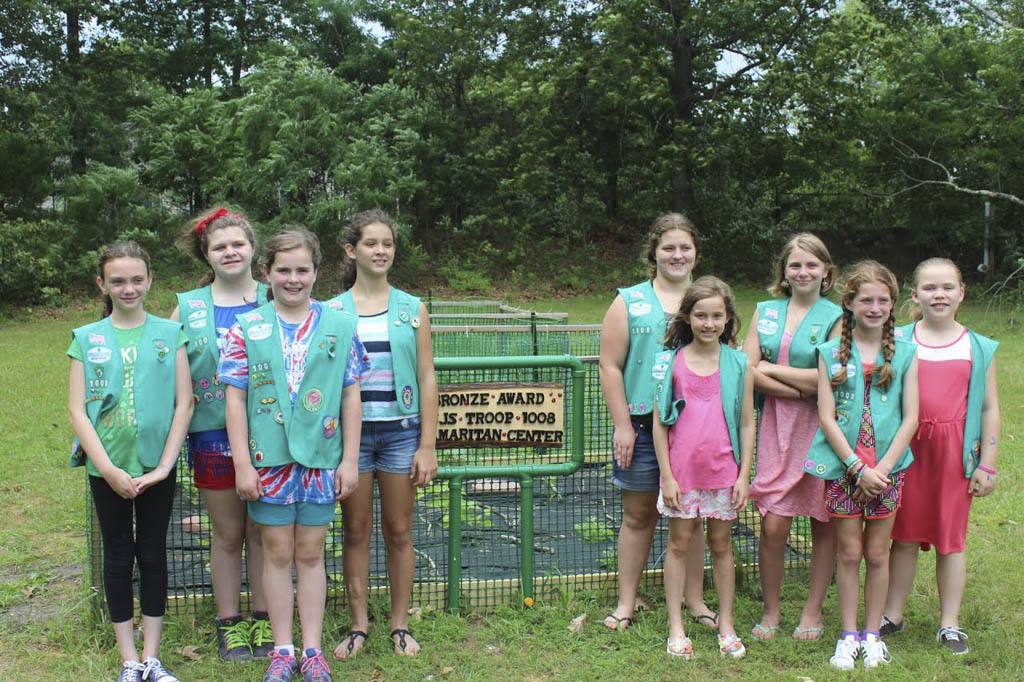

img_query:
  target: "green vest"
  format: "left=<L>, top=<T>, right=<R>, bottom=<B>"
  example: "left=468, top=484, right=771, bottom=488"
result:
left=238, top=302, right=357, bottom=468
left=756, top=297, right=841, bottom=366
left=895, top=323, right=998, bottom=478
left=176, top=283, right=269, bottom=432
left=804, top=336, right=917, bottom=480
left=70, top=315, right=183, bottom=469
left=618, top=280, right=668, bottom=415
left=327, top=287, right=421, bottom=415
left=653, top=344, right=748, bottom=465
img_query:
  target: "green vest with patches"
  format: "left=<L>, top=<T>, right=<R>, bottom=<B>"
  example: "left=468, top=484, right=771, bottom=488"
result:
left=804, top=336, right=916, bottom=480
left=70, top=315, right=183, bottom=469
left=618, top=280, right=668, bottom=415
left=177, top=283, right=269, bottom=432
left=238, top=302, right=357, bottom=468
left=653, top=344, right=748, bottom=465
left=328, top=287, right=422, bottom=415
left=895, top=323, right=998, bottom=478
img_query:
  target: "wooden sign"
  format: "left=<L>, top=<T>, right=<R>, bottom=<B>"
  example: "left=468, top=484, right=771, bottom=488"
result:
left=437, top=382, right=564, bottom=448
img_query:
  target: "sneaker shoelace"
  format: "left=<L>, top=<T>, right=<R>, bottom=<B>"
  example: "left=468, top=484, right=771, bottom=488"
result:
left=220, top=619, right=253, bottom=651
left=939, top=626, right=968, bottom=642
left=266, top=651, right=296, bottom=678
left=251, top=617, right=274, bottom=648
left=301, top=650, right=331, bottom=680
left=141, top=658, right=174, bottom=681
left=120, top=661, right=145, bottom=681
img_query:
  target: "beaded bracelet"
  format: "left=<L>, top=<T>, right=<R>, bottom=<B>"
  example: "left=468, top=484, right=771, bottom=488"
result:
left=977, top=464, right=997, bottom=476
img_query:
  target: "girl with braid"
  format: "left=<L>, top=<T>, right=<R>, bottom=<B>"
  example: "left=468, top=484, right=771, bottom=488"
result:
left=803, top=261, right=919, bottom=670
left=881, top=259, right=1000, bottom=655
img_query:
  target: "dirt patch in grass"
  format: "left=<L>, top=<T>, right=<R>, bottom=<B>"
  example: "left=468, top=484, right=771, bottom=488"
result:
left=0, top=562, right=84, bottom=629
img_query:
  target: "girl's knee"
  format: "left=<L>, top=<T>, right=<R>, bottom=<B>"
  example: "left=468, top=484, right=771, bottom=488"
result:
left=382, top=522, right=413, bottom=552
left=707, top=533, right=732, bottom=558
left=343, top=516, right=373, bottom=547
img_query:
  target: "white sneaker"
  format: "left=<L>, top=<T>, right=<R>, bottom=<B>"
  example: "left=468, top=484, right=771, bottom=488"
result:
left=829, top=635, right=861, bottom=670
left=141, top=657, right=179, bottom=682
left=861, top=634, right=892, bottom=669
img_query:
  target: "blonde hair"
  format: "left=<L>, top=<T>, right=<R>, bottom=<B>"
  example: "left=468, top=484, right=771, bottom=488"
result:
left=662, top=276, right=740, bottom=349
left=833, top=260, right=899, bottom=390
left=643, top=213, right=700, bottom=279
left=769, top=232, right=837, bottom=297
left=909, top=257, right=963, bottom=321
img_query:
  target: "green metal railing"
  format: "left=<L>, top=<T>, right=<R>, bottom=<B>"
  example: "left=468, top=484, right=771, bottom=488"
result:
left=434, top=354, right=586, bottom=611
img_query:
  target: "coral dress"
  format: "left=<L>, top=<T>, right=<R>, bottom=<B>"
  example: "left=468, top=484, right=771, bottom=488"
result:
left=750, top=332, right=828, bottom=522
left=891, top=329, right=972, bottom=554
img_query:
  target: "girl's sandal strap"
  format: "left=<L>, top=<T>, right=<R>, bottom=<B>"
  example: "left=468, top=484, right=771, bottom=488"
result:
left=390, top=628, right=414, bottom=653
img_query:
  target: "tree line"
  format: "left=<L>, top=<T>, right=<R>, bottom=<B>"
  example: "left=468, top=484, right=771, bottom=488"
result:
left=2, top=1, right=1022, bottom=303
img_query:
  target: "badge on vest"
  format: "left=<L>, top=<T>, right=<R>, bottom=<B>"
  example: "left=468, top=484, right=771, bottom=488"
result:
left=155, top=340, right=170, bottom=360
left=94, top=367, right=104, bottom=378
left=89, top=333, right=106, bottom=345
left=411, top=316, right=420, bottom=329
left=322, top=416, right=338, bottom=439
left=757, top=318, right=779, bottom=335
left=188, top=299, right=207, bottom=309
left=328, top=300, right=343, bottom=310
left=629, top=290, right=645, bottom=300
left=401, top=385, right=414, bottom=409
left=274, top=411, right=284, bottom=424
left=243, top=311, right=263, bottom=323
left=764, top=307, right=779, bottom=320
left=809, top=325, right=821, bottom=344
left=87, top=346, right=112, bottom=364
left=303, top=388, right=323, bottom=412
left=248, top=323, right=272, bottom=341
left=326, top=335, right=337, bottom=357
left=629, top=302, right=652, bottom=316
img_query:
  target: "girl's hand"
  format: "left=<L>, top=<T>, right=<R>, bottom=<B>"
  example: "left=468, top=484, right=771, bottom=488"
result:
left=854, top=466, right=887, bottom=501
left=335, top=460, right=360, bottom=502
left=756, top=359, right=776, bottom=377
left=132, top=466, right=170, bottom=493
left=731, top=478, right=750, bottom=511
left=235, top=464, right=263, bottom=501
left=661, top=478, right=682, bottom=511
left=613, top=423, right=637, bottom=468
left=969, top=468, right=997, bottom=497
left=104, top=467, right=138, bottom=499
left=410, top=447, right=438, bottom=488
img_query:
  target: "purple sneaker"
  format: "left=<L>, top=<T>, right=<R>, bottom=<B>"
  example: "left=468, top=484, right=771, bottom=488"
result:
left=263, top=649, right=297, bottom=682
left=300, top=648, right=333, bottom=682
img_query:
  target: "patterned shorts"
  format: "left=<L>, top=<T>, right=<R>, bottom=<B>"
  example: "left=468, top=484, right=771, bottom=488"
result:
left=826, top=470, right=906, bottom=520
left=657, top=487, right=736, bottom=521
left=192, top=451, right=236, bottom=490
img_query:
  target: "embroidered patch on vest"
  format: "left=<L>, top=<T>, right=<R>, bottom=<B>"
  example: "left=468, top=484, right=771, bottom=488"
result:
left=87, top=346, right=112, bottom=364
left=89, top=333, right=106, bottom=344
left=401, top=385, right=414, bottom=409
left=322, top=416, right=338, bottom=439
left=188, top=299, right=207, bottom=309
left=328, top=300, right=343, bottom=310
left=815, top=463, right=826, bottom=475
left=215, top=389, right=225, bottom=401
left=260, top=397, right=276, bottom=404
left=757, top=319, right=778, bottom=335
left=94, top=367, right=104, bottom=378
left=243, top=311, right=263, bottom=322
left=628, top=302, right=652, bottom=316
left=203, top=392, right=214, bottom=402
left=254, top=451, right=264, bottom=462
left=303, top=388, right=323, bottom=412
left=274, top=411, right=284, bottom=425
left=200, top=378, right=210, bottom=388
left=248, top=323, right=272, bottom=341
left=411, top=316, right=420, bottom=329
left=629, top=290, right=644, bottom=300
left=764, top=307, right=779, bottom=320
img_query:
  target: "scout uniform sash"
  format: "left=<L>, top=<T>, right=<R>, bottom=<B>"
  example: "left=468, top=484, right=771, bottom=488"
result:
left=239, top=302, right=357, bottom=468
left=804, top=336, right=916, bottom=480
left=177, top=283, right=269, bottom=432
left=895, top=323, right=998, bottom=478
left=328, top=287, right=422, bottom=415
left=653, top=344, right=748, bottom=465
left=618, top=280, right=667, bottom=415
left=70, top=315, right=182, bottom=468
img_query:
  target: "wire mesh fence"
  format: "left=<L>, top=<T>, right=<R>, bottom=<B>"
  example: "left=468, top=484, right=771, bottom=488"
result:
left=85, top=307, right=814, bottom=614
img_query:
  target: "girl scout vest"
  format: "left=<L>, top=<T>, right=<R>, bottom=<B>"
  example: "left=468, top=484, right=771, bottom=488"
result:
left=238, top=302, right=357, bottom=468
left=176, top=283, right=269, bottom=432
left=803, top=336, right=916, bottom=480
left=895, top=323, right=998, bottom=478
left=327, top=287, right=422, bottom=415
left=70, top=315, right=183, bottom=469
left=618, top=280, right=668, bottom=415
left=756, top=297, right=841, bottom=366
left=653, top=344, right=748, bottom=465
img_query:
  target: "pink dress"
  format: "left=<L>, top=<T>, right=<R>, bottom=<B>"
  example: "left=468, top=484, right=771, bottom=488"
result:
left=750, top=332, right=828, bottom=522
left=891, top=329, right=972, bottom=554
left=665, top=354, right=738, bottom=493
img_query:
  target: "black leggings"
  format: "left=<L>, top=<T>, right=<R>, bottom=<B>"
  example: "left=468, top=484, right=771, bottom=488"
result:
left=89, top=470, right=176, bottom=622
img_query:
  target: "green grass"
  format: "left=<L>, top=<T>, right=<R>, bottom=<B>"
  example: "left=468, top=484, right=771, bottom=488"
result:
left=1, top=288, right=1022, bottom=680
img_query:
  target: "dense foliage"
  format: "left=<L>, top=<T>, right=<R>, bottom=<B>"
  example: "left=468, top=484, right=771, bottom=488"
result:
left=1, top=1, right=1022, bottom=302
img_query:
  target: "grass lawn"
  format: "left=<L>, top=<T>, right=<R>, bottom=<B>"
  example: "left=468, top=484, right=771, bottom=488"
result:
left=1, top=287, right=1021, bottom=681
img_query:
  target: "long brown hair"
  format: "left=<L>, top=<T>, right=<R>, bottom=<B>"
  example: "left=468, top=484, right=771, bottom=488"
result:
left=340, top=209, right=396, bottom=291
left=179, top=206, right=257, bottom=286
left=832, top=260, right=899, bottom=390
left=769, top=232, right=836, bottom=298
left=261, top=229, right=321, bottom=301
left=662, top=276, right=740, bottom=350
left=908, top=257, right=963, bottom=321
left=643, top=212, right=700, bottom=279
left=97, top=241, right=151, bottom=318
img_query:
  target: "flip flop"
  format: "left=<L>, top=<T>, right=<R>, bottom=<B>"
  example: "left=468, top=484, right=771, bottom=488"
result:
left=751, top=623, right=780, bottom=641
left=690, top=612, right=719, bottom=630
left=603, top=614, right=634, bottom=631
left=793, top=626, right=825, bottom=641
left=333, top=630, right=367, bottom=660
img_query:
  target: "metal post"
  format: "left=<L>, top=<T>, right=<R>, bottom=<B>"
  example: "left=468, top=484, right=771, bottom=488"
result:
left=520, top=475, right=535, bottom=601
left=446, top=477, right=464, bottom=612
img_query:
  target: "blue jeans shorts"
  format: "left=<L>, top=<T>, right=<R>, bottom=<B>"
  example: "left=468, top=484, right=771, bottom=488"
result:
left=611, top=415, right=660, bottom=492
left=247, top=499, right=336, bottom=527
left=358, top=417, right=422, bottom=475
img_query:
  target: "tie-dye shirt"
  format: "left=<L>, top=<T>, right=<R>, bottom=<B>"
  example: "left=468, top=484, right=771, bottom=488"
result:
left=218, top=300, right=369, bottom=505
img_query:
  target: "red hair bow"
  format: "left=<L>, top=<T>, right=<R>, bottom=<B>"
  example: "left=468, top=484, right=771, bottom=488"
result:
left=195, top=207, right=231, bottom=236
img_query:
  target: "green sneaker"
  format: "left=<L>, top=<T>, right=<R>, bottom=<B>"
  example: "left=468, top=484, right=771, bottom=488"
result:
left=217, top=615, right=253, bottom=661
left=251, top=612, right=275, bottom=658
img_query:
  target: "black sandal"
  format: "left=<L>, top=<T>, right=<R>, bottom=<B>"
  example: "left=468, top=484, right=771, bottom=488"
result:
left=390, top=628, right=417, bottom=654
left=603, top=614, right=633, bottom=631
left=336, top=630, right=367, bottom=659
left=691, top=611, right=719, bottom=629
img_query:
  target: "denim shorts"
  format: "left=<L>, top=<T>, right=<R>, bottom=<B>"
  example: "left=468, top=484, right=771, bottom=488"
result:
left=247, top=499, right=336, bottom=527
left=611, top=415, right=660, bottom=492
left=358, top=417, right=422, bottom=475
